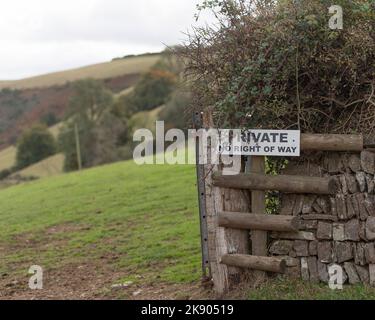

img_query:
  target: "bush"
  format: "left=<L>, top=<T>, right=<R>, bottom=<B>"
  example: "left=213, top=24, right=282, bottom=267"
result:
left=182, top=0, right=375, bottom=134
left=16, top=125, right=57, bottom=169
left=159, top=89, right=192, bottom=130
left=125, top=68, right=177, bottom=112
left=0, top=168, right=13, bottom=180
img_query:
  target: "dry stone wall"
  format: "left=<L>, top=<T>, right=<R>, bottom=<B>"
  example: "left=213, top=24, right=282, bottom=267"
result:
left=268, top=150, right=375, bottom=285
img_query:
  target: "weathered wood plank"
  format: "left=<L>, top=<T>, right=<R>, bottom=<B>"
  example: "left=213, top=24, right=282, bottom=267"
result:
left=203, top=109, right=229, bottom=295
left=218, top=211, right=299, bottom=232
left=301, top=134, right=363, bottom=151
left=249, top=156, right=267, bottom=281
left=221, top=254, right=286, bottom=273
left=212, top=172, right=338, bottom=194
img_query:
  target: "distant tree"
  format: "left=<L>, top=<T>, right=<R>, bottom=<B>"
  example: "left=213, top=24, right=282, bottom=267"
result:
left=41, top=112, right=58, bottom=126
left=66, top=79, right=114, bottom=124
left=58, top=79, right=123, bottom=171
left=125, top=68, right=177, bottom=112
left=16, top=124, right=57, bottom=169
left=159, top=89, right=192, bottom=130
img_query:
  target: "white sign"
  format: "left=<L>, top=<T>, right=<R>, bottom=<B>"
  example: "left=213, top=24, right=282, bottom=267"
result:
left=217, top=129, right=300, bottom=157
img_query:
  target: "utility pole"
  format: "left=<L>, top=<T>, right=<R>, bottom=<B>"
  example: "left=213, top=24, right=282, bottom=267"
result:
left=74, top=122, right=82, bottom=171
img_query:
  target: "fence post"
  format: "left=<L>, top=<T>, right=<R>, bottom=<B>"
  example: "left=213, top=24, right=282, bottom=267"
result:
left=203, top=109, right=252, bottom=294
left=249, top=156, right=267, bottom=280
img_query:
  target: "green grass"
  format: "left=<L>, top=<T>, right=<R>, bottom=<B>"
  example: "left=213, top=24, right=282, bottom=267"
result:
left=247, top=277, right=375, bottom=300
left=0, top=55, right=161, bottom=90
left=0, top=159, right=201, bottom=285
left=2, top=156, right=375, bottom=299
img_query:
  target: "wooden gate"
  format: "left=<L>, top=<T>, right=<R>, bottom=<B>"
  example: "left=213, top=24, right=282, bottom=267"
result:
left=198, top=110, right=372, bottom=294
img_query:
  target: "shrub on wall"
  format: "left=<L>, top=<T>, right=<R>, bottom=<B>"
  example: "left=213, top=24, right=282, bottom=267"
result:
left=182, top=0, right=375, bottom=134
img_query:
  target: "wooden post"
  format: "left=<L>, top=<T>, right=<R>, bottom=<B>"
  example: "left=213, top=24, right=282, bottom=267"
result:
left=301, top=133, right=363, bottom=151
left=218, top=211, right=300, bottom=232
left=221, top=254, right=286, bottom=273
left=212, top=173, right=338, bottom=194
left=203, top=109, right=251, bottom=294
left=74, top=122, right=82, bottom=171
left=249, top=156, right=267, bottom=280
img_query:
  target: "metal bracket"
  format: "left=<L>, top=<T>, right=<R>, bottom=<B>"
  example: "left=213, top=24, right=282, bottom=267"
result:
left=192, top=111, right=211, bottom=278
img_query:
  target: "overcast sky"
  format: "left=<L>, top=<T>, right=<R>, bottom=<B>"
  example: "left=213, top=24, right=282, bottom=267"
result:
left=0, top=0, right=214, bottom=80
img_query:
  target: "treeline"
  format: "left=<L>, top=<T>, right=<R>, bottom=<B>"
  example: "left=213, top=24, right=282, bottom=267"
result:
left=0, top=52, right=190, bottom=179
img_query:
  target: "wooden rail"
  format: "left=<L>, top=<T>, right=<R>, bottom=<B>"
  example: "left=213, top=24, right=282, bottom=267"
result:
left=301, top=134, right=363, bottom=151
left=218, top=212, right=300, bottom=232
left=221, top=254, right=286, bottom=273
left=212, top=173, right=338, bottom=195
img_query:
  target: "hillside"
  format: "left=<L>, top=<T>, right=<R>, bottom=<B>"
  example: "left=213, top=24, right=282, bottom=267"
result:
left=0, top=55, right=160, bottom=90
left=0, top=54, right=160, bottom=150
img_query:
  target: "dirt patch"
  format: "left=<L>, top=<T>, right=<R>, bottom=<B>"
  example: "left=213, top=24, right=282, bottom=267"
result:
left=0, top=262, right=215, bottom=300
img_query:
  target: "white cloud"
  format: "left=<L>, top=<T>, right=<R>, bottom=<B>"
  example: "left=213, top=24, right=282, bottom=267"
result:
left=0, top=0, right=215, bottom=79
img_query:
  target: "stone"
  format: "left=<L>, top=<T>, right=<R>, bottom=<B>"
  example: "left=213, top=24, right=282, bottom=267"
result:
left=344, top=262, right=361, bottom=284
left=366, top=174, right=375, bottom=194
left=330, top=197, right=337, bottom=216
left=345, top=173, right=359, bottom=194
left=301, top=214, right=338, bottom=222
left=332, top=223, right=345, bottom=241
left=279, top=256, right=300, bottom=267
left=359, top=221, right=367, bottom=241
left=289, top=250, right=297, bottom=258
left=339, top=175, right=349, bottom=194
left=302, top=195, right=317, bottom=214
left=355, top=265, right=370, bottom=284
left=334, top=242, right=353, bottom=263
left=301, top=258, right=309, bottom=281
left=317, top=222, right=332, bottom=240
left=356, top=172, right=367, bottom=193
left=317, top=197, right=330, bottom=214
left=312, top=201, right=323, bottom=214
left=317, top=260, right=329, bottom=283
left=346, top=196, right=356, bottom=219
left=318, top=241, right=333, bottom=263
left=344, top=219, right=360, bottom=241
left=299, top=220, right=318, bottom=230
left=327, top=154, right=344, bottom=174
left=293, top=240, right=309, bottom=257
left=355, top=193, right=368, bottom=221
left=361, top=150, right=375, bottom=175
left=293, top=195, right=304, bottom=216
left=364, top=194, right=375, bottom=216
left=280, top=194, right=296, bottom=215
left=336, top=194, right=347, bottom=220
left=365, top=243, right=375, bottom=264
left=354, top=243, right=367, bottom=266
left=285, top=266, right=301, bottom=278
left=366, top=217, right=375, bottom=241
left=307, top=256, right=319, bottom=283
left=369, top=265, right=375, bottom=286
left=351, top=194, right=360, bottom=219
left=270, top=231, right=316, bottom=241
left=269, top=240, right=294, bottom=255
left=309, top=240, right=318, bottom=255
left=348, top=154, right=362, bottom=172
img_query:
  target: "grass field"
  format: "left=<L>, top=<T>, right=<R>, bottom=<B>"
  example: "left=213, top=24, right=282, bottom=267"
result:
left=13, top=153, right=65, bottom=179
left=0, top=55, right=160, bottom=90
left=0, top=158, right=203, bottom=299
left=1, top=157, right=375, bottom=299
left=0, top=146, right=16, bottom=172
